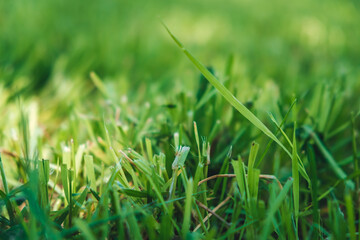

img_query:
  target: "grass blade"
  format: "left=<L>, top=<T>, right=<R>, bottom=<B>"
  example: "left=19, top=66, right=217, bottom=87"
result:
left=74, top=219, right=96, bottom=240
left=345, top=189, right=356, bottom=240
left=163, top=23, right=310, bottom=185
left=182, top=178, right=194, bottom=238
left=248, top=142, right=260, bottom=200
left=307, top=144, right=320, bottom=239
left=163, top=24, right=283, bottom=148
left=0, top=154, right=9, bottom=194
left=61, top=164, right=69, bottom=204
left=303, top=126, right=354, bottom=189
left=232, top=158, right=249, bottom=201
left=85, top=155, right=96, bottom=191
left=292, top=100, right=299, bottom=230
left=260, top=178, right=293, bottom=239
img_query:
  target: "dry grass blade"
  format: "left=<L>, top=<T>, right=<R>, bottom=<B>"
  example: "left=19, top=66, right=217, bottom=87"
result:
left=193, top=196, right=231, bottom=232
left=198, top=174, right=283, bottom=190
left=196, top=200, right=231, bottom=228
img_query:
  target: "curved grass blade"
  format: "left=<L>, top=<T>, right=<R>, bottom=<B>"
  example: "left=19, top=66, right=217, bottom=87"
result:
left=255, top=99, right=296, bottom=168
left=303, top=125, right=354, bottom=189
left=269, top=113, right=307, bottom=177
left=74, top=219, right=96, bottom=240
left=163, top=23, right=310, bottom=185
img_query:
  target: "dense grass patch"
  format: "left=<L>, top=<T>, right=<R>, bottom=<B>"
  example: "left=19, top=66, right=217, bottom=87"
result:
left=1, top=0, right=360, bottom=239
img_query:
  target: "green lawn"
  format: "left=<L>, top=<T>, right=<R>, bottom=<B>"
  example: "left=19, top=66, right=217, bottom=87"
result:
left=0, top=0, right=360, bottom=239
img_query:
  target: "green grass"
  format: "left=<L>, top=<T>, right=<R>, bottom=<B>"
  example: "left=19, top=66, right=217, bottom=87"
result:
left=1, top=0, right=360, bottom=239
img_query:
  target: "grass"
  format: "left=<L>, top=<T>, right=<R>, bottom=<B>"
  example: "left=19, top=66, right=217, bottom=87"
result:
left=1, top=0, right=360, bottom=239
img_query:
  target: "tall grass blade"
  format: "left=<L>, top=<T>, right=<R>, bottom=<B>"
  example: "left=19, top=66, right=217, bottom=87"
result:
left=247, top=142, right=260, bottom=200
left=85, top=155, right=96, bottom=190
left=0, top=154, right=9, bottom=194
left=292, top=100, right=299, bottom=230
left=163, top=23, right=310, bottom=184
left=182, top=178, right=194, bottom=238
left=260, top=178, right=293, bottom=239
left=303, top=126, right=354, bottom=189
left=61, top=164, right=69, bottom=204
left=307, top=144, right=320, bottom=239
left=232, top=159, right=249, bottom=201
left=74, top=219, right=96, bottom=240
left=345, top=189, right=356, bottom=240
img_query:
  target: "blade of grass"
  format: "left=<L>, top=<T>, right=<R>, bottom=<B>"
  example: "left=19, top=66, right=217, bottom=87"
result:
left=62, top=146, right=71, bottom=168
left=75, top=144, right=85, bottom=179
left=85, top=155, right=96, bottom=191
left=111, top=189, right=125, bottom=239
left=345, top=188, right=356, bottom=240
left=351, top=113, right=359, bottom=191
left=303, top=126, right=355, bottom=189
left=39, top=159, right=50, bottom=209
left=231, top=159, right=248, bottom=201
left=0, top=190, right=16, bottom=225
left=260, top=178, right=293, bottom=239
left=292, top=99, right=299, bottom=231
left=74, top=219, right=96, bottom=240
left=61, top=164, right=69, bottom=204
left=163, top=23, right=283, bottom=151
left=0, top=154, right=9, bottom=194
left=196, top=199, right=231, bottom=227
left=193, top=122, right=202, bottom=164
left=182, top=178, right=193, bottom=238
left=192, top=199, right=208, bottom=233
left=269, top=113, right=308, bottom=182
left=247, top=142, right=260, bottom=200
left=68, top=169, right=74, bottom=227
left=90, top=72, right=107, bottom=97
left=307, top=144, right=320, bottom=239
left=246, top=142, right=260, bottom=239
left=351, top=112, right=360, bottom=237
left=72, top=186, right=89, bottom=217
left=126, top=204, right=143, bottom=240
left=193, top=196, right=231, bottom=232
left=145, top=138, right=154, bottom=165
left=255, top=99, right=296, bottom=168
left=163, top=23, right=310, bottom=185
left=213, top=146, right=231, bottom=200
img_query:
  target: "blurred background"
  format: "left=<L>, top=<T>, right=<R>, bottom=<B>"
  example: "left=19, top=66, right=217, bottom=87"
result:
left=1, top=0, right=359, bottom=97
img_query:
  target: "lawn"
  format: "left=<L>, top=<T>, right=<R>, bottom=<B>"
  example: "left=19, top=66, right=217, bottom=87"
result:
left=0, top=0, right=360, bottom=239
